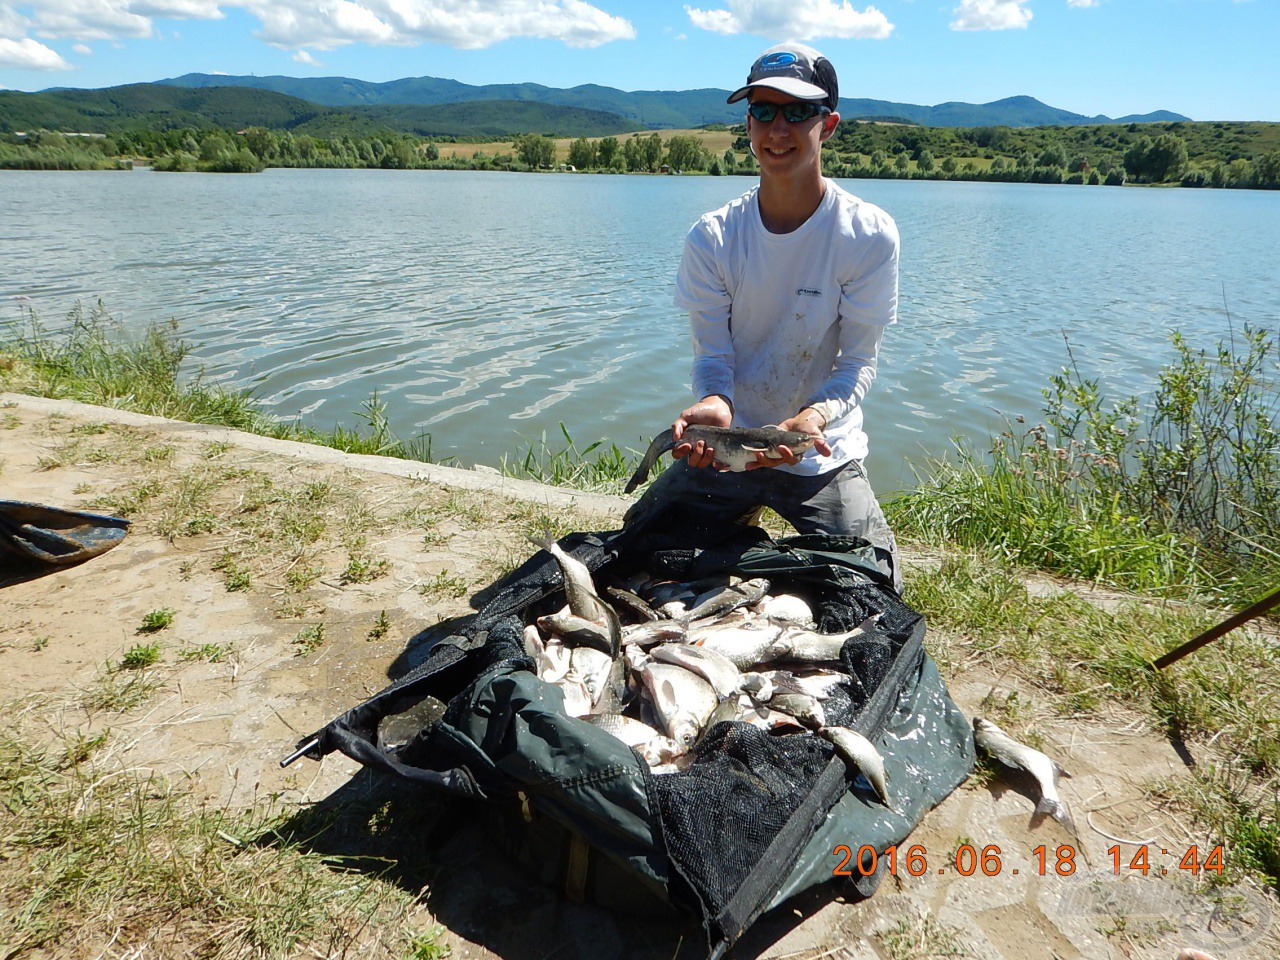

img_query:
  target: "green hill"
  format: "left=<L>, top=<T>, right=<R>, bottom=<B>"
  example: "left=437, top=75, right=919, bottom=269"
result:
left=1, top=85, right=642, bottom=139
left=157, top=72, right=1191, bottom=129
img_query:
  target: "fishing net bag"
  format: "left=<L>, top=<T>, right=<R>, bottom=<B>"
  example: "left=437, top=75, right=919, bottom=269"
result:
left=291, top=517, right=974, bottom=957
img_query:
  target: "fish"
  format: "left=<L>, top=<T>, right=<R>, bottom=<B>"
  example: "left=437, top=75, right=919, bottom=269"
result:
left=534, top=635, right=573, bottom=684
left=690, top=621, right=783, bottom=669
left=759, top=615, right=879, bottom=664
left=753, top=593, right=815, bottom=627
left=684, top=577, right=772, bottom=621
left=584, top=713, right=685, bottom=767
left=767, top=692, right=826, bottom=730
left=821, top=726, right=891, bottom=807
left=537, top=606, right=615, bottom=654
left=973, top=717, right=1074, bottom=829
left=704, top=694, right=806, bottom=734
left=650, top=643, right=742, bottom=698
left=606, top=586, right=662, bottom=622
left=760, top=667, right=847, bottom=700
left=639, top=661, right=719, bottom=748
left=566, top=646, right=626, bottom=715
left=528, top=530, right=621, bottom=654
left=624, top=425, right=817, bottom=493
left=621, top=619, right=688, bottom=648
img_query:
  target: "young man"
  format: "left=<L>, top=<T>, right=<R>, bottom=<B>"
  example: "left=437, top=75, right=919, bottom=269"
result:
left=625, top=42, right=901, bottom=591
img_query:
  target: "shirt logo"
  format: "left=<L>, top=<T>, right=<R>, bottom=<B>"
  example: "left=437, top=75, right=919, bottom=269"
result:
left=796, top=287, right=823, bottom=298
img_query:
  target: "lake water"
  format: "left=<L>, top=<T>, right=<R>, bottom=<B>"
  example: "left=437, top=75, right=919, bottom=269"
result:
left=3, top=168, right=1278, bottom=492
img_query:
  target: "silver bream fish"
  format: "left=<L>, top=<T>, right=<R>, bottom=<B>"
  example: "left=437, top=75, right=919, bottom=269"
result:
left=821, top=726, right=891, bottom=807
left=973, top=717, right=1074, bottom=829
left=624, top=425, right=816, bottom=493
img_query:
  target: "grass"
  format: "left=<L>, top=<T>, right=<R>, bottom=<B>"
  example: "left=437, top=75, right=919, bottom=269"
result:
left=878, top=913, right=971, bottom=960
left=293, top=623, right=326, bottom=655
left=888, top=326, right=1280, bottom=607
left=137, top=608, right=176, bottom=632
left=117, top=642, right=162, bottom=670
left=0, top=721, right=440, bottom=959
left=908, top=554, right=1280, bottom=892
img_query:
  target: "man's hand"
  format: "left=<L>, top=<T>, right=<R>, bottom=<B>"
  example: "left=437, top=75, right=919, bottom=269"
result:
left=672, top=395, right=732, bottom=469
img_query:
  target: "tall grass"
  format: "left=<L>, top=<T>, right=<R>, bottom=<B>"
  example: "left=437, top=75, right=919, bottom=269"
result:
left=0, top=303, right=635, bottom=488
left=1, top=302, right=273, bottom=431
left=889, top=324, right=1280, bottom=604
left=501, top=422, right=637, bottom=494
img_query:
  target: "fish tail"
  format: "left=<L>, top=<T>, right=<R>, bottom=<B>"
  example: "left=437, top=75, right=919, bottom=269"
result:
left=526, top=526, right=556, bottom=553
left=1035, top=796, right=1075, bottom=831
left=624, top=429, right=676, bottom=494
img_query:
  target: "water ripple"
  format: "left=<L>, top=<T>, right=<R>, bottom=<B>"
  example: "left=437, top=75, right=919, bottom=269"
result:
left=3, top=169, right=1278, bottom=492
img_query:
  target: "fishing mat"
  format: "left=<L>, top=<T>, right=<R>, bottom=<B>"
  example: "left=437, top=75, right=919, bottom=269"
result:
left=291, top=517, right=974, bottom=958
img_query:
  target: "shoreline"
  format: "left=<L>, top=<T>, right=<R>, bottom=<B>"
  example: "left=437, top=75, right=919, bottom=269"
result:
left=1, top=392, right=1276, bottom=959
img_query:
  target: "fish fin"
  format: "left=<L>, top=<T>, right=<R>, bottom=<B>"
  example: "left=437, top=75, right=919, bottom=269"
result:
left=740, top=444, right=769, bottom=453
left=1052, top=760, right=1072, bottom=779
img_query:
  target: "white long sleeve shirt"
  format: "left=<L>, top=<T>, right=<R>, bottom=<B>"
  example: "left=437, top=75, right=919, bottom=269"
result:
left=674, top=180, right=899, bottom=474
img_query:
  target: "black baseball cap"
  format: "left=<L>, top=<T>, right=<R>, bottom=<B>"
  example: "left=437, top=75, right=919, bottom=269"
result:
left=726, top=42, right=839, bottom=112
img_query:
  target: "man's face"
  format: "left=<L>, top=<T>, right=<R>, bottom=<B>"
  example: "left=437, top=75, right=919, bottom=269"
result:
left=745, top=88, right=839, bottom=179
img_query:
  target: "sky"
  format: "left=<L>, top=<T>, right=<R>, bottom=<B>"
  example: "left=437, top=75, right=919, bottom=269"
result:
left=0, top=1, right=1276, bottom=122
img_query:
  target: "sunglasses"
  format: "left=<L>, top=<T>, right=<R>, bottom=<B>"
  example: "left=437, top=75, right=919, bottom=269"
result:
left=747, top=102, right=830, bottom=124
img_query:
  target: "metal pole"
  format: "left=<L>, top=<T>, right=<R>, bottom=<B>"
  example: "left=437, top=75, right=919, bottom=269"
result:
left=1152, top=587, right=1280, bottom=671
left=279, top=737, right=321, bottom=769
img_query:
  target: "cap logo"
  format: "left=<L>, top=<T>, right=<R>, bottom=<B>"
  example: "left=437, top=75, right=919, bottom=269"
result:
left=761, top=52, right=798, bottom=68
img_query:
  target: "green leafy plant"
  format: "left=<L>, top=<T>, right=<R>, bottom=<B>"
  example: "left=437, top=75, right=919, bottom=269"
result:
left=118, top=643, right=161, bottom=670
left=137, top=609, right=175, bottom=633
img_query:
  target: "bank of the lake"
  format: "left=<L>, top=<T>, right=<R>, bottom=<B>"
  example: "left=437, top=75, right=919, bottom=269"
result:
left=1, top=390, right=1277, bottom=960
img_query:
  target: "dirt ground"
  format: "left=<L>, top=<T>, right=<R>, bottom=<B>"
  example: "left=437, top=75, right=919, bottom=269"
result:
left=1, top=392, right=1276, bottom=960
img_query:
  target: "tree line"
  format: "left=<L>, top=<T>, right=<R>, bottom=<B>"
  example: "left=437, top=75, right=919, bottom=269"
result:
left=4, top=118, right=1279, bottom=189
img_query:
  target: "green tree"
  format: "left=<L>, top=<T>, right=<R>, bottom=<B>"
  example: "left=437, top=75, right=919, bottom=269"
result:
left=622, top=136, right=643, bottom=171
left=1038, top=143, right=1068, bottom=168
left=597, top=136, right=619, bottom=169
left=723, top=147, right=736, bottom=168
left=917, top=149, right=935, bottom=173
left=514, top=133, right=554, bottom=168
left=567, top=136, right=596, bottom=170
left=642, top=133, right=663, bottom=172
left=1145, top=133, right=1189, bottom=182
left=665, top=135, right=704, bottom=171
left=1254, top=152, right=1280, bottom=188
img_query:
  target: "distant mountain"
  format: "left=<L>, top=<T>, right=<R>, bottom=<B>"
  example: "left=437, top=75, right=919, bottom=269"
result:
left=159, top=73, right=1190, bottom=129
left=0, top=84, right=643, bottom=138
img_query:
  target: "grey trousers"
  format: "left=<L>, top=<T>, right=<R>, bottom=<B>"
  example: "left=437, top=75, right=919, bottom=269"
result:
left=623, top=458, right=901, bottom=592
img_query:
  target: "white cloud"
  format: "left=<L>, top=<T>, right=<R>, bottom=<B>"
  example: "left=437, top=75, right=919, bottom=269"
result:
left=3, top=2, right=635, bottom=55
left=236, top=0, right=635, bottom=51
left=1066, top=0, right=1098, bottom=7
left=73, top=41, right=92, bottom=52
left=0, top=36, right=73, bottom=68
left=685, top=0, right=893, bottom=40
left=951, top=0, right=1032, bottom=31
left=1, top=3, right=30, bottom=39
left=28, top=1, right=153, bottom=41
left=292, top=47, right=319, bottom=64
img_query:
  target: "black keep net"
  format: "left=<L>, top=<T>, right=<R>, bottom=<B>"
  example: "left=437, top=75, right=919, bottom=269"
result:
left=291, top=522, right=974, bottom=956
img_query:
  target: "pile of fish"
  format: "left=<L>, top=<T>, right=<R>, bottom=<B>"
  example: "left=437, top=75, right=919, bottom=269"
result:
left=523, top=533, right=891, bottom=806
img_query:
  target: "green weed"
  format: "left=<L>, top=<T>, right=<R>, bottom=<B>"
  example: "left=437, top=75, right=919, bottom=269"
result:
left=890, top=326, right=1280, bottom=605
left=118, top=642, right=162, bottom=670
left=416, top=570, right=468, bottom=601
left=293, top=623, right=326, bottom=655
left=367, top=609, right=392, bottom=642
left=137, top=608, right=175, bottom=633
